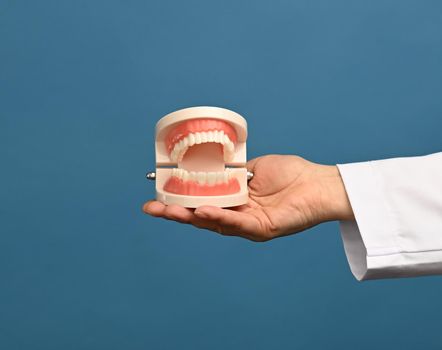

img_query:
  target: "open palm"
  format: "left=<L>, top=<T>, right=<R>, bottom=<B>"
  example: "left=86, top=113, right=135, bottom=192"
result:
left=143, top=155, right=352, bottom=241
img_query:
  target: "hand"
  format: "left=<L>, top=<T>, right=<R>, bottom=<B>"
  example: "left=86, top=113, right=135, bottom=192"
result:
left=143, top=155, right=354, bottom=241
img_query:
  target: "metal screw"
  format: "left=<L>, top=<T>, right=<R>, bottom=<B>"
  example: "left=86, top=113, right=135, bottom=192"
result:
left=146, top=172, right=156, bottom=180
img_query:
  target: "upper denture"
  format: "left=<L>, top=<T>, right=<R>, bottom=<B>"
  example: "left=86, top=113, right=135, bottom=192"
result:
left=166, top=118, right=237, bottom=162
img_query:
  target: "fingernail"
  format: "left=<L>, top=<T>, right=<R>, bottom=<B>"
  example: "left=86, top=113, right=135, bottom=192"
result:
left=142, top=202, right=153, bottom=213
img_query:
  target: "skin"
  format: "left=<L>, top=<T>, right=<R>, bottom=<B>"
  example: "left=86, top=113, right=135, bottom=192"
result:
left=143, top=155, right=354, bottom=242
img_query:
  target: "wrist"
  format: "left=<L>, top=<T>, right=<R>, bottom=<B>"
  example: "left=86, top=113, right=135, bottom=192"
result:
left=316, top=165, right=354, bottom=222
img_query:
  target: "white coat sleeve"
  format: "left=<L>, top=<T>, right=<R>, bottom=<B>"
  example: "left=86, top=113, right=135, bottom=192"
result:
left=336, top=152, right=442, bottom=281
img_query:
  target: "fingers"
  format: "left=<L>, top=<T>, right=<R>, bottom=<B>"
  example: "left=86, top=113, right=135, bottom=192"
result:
left=194, top=205, right=261, bottom=237
left=143, top=201, right=194, bottom=223
left=143, top=200, right=267, bottom=241
left=143, top=200, right=166, bottom=217
left=142, top=201, right=264, bottom=240
left=163, top=204, right=195, bottom=223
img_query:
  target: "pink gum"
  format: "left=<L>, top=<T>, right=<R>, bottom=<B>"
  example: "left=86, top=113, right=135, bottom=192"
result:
left=164, top=176, right=241, bottom=196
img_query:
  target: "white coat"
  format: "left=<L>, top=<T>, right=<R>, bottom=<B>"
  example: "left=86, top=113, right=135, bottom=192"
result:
left=337, top=152, right=442, bottom=281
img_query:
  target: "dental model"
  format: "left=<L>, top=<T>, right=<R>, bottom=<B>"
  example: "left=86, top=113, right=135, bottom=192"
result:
left=148, top=106, right=250, bottom=208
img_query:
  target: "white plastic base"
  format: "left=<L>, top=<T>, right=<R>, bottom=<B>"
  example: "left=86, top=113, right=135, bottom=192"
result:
left=156, top=189, right=248, bottom=208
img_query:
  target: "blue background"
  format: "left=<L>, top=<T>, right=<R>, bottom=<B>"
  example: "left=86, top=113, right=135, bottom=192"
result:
left=1, top=0, right=441, bottom=349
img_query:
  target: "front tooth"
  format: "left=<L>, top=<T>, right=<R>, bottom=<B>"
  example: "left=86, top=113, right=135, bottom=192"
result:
left=218, top=131, right=224, bottom=143
left=189, top=171, right=197, bottom=182
left=201, top=131, right=208, bottom=143
left=188, top=133, right=195, bottom=146
left=207, top=172, right=216, bottom=185
left=195, top=132, right=202, bottom=144
left=183, top=137, right=189, bottom=148
left=178, top=169, right=184, bottom=179
left=197, top=172, right=206, bottom=184
left=208, top=131, right=214, bottom=142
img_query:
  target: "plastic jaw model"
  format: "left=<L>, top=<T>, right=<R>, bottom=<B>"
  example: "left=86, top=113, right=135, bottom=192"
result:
left=154, top=106, right=248, bottom=208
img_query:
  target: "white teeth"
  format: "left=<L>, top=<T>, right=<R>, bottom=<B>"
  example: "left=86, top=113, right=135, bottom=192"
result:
left=171, top=149, right=178, bottom=162
left=169, top=130, right=236, bottom=162
left=207, top=172, right=216, bottom=185
left=219, top=131, right=225, bottom=142
left=195, top=132, right=202, bottom=144
left=171, top=169, right=234, bottom=185
left=182, top=170, right=189, bottom=181
left=188, top=133, right=195, bottom=146
left=197, top=172, right=206, bottom=184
